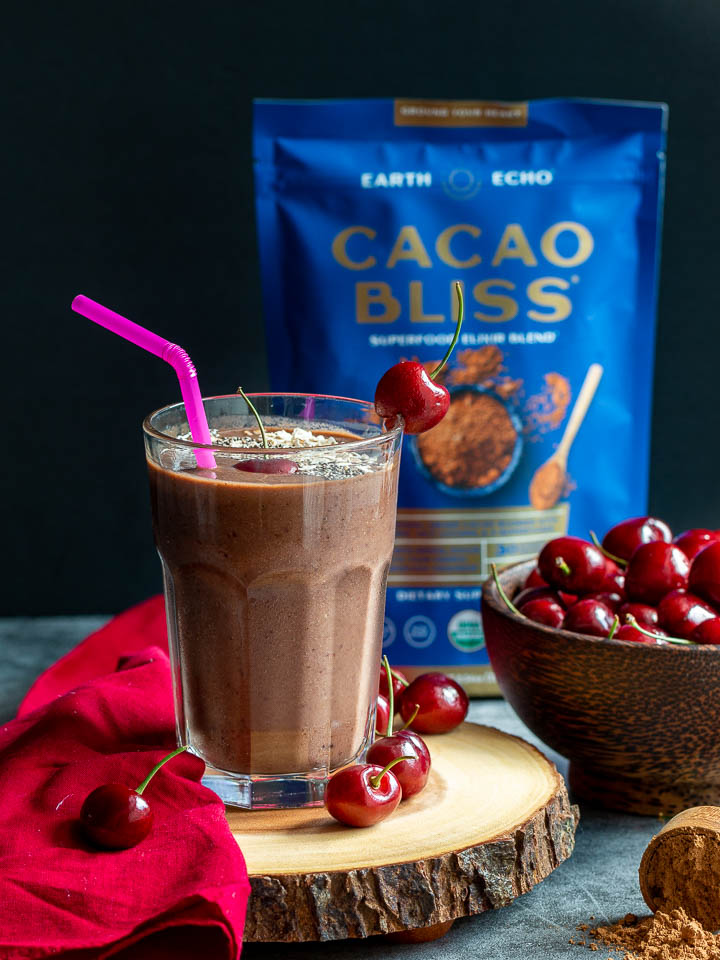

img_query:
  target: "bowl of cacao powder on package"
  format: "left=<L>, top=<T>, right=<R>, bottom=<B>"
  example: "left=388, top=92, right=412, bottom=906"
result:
left=481, top=559, right=720, bottom=818
left=410, top=385, right=524, bottom=497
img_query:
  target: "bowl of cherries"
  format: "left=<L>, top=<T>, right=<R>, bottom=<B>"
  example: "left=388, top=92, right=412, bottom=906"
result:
left=481, top=518, right=720, bottom=817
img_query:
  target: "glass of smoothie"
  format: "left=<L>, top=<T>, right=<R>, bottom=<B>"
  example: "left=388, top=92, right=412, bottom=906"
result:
left=143, top=393, right=402, bottom=809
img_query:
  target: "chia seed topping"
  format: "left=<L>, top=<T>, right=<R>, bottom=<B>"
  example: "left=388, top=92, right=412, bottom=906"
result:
left=177, top=426, right=380, bottom=478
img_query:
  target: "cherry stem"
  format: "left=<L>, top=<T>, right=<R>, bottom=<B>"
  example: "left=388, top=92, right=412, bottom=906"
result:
left=625, top=615, right=695, bottom=646
left=608, top=615, right=619, bottom=641
left=491, top=563, right=522, bottom=616
left=369, top=754, right=414, bottom=790
left=237, top=386, right=268, bottom=449
left=399, top=703, right=419, bottom=731
left=390, top=667, right=409, bottom=688
left=589, top=530, right=627, bottom=568
left=382, top=655, right=394, bottom=737
left=135, top=745, right=188, bottom=796
left=555, top=557, right=571, bottom=577
left=430, top=282, right=464, bottom=381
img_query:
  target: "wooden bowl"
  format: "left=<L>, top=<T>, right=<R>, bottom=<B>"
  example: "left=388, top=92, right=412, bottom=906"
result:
left=482, top=560, right=720, bottom=816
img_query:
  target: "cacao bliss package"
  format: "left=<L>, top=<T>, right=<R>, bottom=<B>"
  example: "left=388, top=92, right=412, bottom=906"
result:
left=252, top=98, right=667, bottom=694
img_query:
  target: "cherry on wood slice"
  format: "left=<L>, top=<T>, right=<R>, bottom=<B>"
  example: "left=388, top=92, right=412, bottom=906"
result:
left=227, top=722, right=578, bottom=942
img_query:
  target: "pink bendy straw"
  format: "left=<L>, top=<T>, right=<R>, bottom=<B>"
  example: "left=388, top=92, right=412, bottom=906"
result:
left=71, top=295, right=217, bottom=469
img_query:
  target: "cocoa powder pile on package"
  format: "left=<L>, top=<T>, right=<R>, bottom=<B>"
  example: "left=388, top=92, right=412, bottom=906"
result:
left=573, top=909, right=720, bottom=960
left=416, top=390, right=518, bottom=489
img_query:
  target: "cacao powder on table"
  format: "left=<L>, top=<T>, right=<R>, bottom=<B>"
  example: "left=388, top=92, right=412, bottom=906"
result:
left=573, top=909, right=720, bottom=960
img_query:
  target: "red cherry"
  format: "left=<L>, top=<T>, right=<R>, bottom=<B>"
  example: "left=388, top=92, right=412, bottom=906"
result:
left=79, top=745, right=186, bottom=850
left=519, top=596, right=565, bottom=628
left=562, top=598, right=614, bottom=637
left=399, top=673, right=469, bottom=734
left=583, top=591, right=624, bottom=613
left=673, top=529, right=720, bottom=562
left=375, top=694, right=390, bottom=735
left=619, top=602, right=659, bottom=627
left=689, top=542, right=720, bottom=608
left=80, top=784, right=153, bottom=850
left=234, top=458, right=299, bottom=474
left=524, top=567, right=548, bottom=589
left=324, top=761, right=404, bottom=827
left=657, top=589, right=716, bottom=639
left=602, top=517, right=672, bottom=562
left=366, top=731, right=431, bottom=799
left=514, top=586, right=560, bottom=606
left=523, top=567, right=577, bottom=604
left=691, top=617, right=720, bottom=645
left=614, top=623, right=665, bottom=645
left=538, top=537, right=607, bottom=594
left=558, top=591, right=579, bottom=607
left=625, top=542, right=690, bottom=605
left=599, top=558, right=626, bottom=595
left=374, top=362, right=450, bottom=435
left=374, top=282, right=463, bottom=434
left=378, top=666, right=408, bottom=710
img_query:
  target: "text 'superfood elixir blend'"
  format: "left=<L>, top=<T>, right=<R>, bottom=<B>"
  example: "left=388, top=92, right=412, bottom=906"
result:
left=253, top=98, right=667, bottom=694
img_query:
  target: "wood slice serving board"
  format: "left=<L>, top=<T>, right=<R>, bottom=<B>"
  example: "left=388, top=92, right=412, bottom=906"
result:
left=227, top=723, right=579, bottom=942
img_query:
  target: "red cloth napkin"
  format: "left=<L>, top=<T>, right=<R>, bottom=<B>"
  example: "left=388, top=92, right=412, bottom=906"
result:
left=2, top=598, right=251, bottom=960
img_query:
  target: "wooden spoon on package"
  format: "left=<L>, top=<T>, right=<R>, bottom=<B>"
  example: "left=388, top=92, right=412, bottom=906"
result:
left=529, top=362, right=604, bottom=511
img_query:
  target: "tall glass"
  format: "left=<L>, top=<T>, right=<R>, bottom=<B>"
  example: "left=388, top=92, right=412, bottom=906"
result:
left=143, top=394, right=402, bottom=809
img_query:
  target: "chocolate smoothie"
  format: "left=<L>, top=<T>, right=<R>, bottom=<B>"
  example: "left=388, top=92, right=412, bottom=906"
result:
left=147, top=425, right=400, bottom=778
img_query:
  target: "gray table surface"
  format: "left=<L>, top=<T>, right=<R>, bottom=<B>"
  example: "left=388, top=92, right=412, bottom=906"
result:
left=1, top=617, right=658, bottom=959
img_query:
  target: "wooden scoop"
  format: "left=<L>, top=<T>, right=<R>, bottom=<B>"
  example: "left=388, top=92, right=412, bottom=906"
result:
left=529, top=362, right=604, bottom=511
left=639, top=806, right=720, bottom=930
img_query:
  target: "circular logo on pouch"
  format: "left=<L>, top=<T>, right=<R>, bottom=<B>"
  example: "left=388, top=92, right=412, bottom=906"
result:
left=447, top=610, right=485, bottom=652
left=382, top=617, right=397, bottom=649
left=403, top=615, right=437, bottom=649
left=442, top=168, right=482, bottom=200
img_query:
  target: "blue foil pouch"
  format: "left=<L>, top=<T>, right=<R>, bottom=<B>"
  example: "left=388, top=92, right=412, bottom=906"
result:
left=253, top=98, right=667, bottom=694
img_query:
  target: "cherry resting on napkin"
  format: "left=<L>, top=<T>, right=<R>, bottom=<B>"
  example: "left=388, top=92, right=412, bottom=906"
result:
left=80, top=744, right=187, bottom=849
left=374, top=283, right=463, bottom=434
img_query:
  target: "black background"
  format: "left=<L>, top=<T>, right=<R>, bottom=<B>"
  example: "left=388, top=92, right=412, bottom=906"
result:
left=4, top=0, right=720, bottom=615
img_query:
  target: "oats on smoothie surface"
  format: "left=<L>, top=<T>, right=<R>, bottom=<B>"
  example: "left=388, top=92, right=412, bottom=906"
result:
left=178, top=425, right=378, bottom=478
left=211, top=427, right=338, bottom=449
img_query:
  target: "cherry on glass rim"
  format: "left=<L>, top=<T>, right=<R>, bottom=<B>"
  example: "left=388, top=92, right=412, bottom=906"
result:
left=374, top=283, right=463, bottom=435
left=80, top=745, right=187, bottom=850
